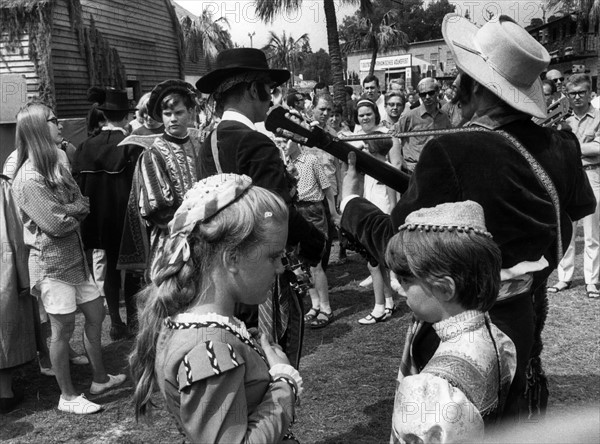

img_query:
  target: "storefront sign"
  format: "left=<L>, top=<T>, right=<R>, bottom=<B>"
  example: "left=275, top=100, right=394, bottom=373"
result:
left=359, top=54, right=412, bottom=72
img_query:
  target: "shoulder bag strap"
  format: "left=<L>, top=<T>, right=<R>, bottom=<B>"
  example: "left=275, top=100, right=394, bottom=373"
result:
left=210, top=127, right=223, bottom=174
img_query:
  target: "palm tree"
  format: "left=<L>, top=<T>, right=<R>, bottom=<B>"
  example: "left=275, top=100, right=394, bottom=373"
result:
left=179, top=8, right=233, bottom=65
left=255, top=0, right=373, bottom=107
left=262, top=31, right=310, bottom=87
left=340, top=6, right=409, bottom=75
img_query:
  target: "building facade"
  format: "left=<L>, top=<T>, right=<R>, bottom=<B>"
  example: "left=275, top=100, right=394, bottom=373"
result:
left=346, top=13, right=598, bottom=92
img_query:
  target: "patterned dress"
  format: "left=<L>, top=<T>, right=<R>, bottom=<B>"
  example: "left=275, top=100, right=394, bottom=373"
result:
left=155, top=313, right=296, bottom=443
left=391, top=310, right=516, bottom=443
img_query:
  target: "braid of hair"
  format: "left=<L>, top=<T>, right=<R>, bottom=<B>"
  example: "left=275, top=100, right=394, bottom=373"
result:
left=130, top=233, right=205, bottom=420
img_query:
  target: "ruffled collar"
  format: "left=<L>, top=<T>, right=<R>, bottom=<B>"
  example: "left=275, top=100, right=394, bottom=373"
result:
left=169, top=312, right=250, bottom=341
left=433, top=310, right=486, bottom=342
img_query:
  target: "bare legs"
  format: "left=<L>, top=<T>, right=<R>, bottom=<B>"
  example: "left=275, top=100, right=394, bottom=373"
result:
left=47, top=297, right=109, bottom=400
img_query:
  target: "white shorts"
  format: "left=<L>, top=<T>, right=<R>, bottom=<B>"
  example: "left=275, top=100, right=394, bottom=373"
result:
left=35, top=277, right=101, bottom=315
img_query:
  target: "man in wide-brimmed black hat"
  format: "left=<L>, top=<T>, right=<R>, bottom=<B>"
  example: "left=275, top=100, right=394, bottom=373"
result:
left=196, top=48, right=327, bottom=367
left=72, top=88, right=141, bottom=340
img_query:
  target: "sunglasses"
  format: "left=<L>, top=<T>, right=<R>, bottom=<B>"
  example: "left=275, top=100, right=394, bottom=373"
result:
left=419, top=90, right=437, bottom=98
left=567, top=90, right=588, bottom=98
left=551, top=77, right=564, bottom=83
left=47, top=117, right=59, bottom=125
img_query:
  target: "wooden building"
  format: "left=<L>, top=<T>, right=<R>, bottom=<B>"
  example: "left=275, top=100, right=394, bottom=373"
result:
left=527, top=13, right=599, bottom=90
left=0, top=0, right=186, bottom=117
left=0, top=0, right=207, bottom=165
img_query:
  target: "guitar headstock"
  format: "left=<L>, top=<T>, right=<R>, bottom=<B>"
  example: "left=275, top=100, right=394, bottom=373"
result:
left=265, top=106, right=324, bottom=147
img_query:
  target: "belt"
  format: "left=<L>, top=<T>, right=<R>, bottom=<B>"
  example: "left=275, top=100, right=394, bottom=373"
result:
left=583, top=164, right=599, bottom=171
left=296, top=200, right=323, bottom=207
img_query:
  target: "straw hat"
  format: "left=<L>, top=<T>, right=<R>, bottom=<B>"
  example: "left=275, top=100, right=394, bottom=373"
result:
left=442, top=14, right=550, bottom=118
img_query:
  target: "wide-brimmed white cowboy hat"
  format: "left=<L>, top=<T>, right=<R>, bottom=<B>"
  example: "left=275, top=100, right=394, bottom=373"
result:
left=442, top=14, right=550, bottom=118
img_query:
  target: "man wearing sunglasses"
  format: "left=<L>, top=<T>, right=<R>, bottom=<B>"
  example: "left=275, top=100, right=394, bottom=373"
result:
left=390, top=77, right=450, bottom=172
left=546, top=69, right=567, bottom=99
left=549, top=74, right=600, bottom=299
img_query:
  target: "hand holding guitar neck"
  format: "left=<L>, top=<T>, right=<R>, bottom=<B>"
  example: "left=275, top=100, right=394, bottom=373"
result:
left=265, top=106, right=410, bottom=194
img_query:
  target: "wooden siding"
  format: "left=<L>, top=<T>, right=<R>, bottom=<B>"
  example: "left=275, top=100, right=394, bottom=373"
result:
left=0, top=34, right=41, bottom=98
left=51, top=0, right=183, bottom=118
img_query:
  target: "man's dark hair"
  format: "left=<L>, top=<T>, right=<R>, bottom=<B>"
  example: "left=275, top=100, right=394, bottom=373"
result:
left=286, top=92, right=299, bottom=108
left=313, top=82, right=329, bottom=94
left=452, top=73, right=475, bottom=106
left=216, top=80, right=271, bottom=105
left=362, top=74, right=379, bottom=87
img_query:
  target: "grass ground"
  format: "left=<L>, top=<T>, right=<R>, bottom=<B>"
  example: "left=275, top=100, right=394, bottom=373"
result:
left=1, top=235, right=599, bottom=443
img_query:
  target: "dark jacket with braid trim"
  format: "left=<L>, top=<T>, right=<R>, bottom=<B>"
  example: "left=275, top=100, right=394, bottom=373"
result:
left=200, top=120, right=325, bottom=264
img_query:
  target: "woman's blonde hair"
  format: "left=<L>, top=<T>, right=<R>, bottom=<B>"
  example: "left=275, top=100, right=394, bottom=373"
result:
left=129, top=184, right=288, bottom=419
left=15, top=103, right=74, bottom=192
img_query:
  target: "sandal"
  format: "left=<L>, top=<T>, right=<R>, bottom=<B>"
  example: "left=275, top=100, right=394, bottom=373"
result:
left=310, top=311, right=334, bottom=329
left=587, top=285, right=600, bottom=299
left=547, top=281, right=571, bottom=293
left=304, top=308, right=320, bottom=323
left=358, top=311, right=390, bottom=325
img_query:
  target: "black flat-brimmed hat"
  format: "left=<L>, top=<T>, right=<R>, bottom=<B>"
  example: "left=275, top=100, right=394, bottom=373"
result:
left=97, top=88, right=136, bottom=112
left=196, top=48, right=290, bottom=94
left=147, top=79, right=198, bottom=121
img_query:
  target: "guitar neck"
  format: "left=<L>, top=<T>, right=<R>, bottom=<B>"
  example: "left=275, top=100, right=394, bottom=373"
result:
left=265, top=107, right=411, bottom=194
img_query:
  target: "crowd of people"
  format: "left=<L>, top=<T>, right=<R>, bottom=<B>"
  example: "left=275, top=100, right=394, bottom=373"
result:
left=0, top=11, right=598, bottom=444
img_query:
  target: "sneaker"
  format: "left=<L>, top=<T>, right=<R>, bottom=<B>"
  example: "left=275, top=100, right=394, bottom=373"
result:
left=70, top=355, right=89, bottom=365
left=90, top=374, right=127, bottom=395
left=58, top=393, right=101, bottom=414
left=359, top=276, right=373, bottom=288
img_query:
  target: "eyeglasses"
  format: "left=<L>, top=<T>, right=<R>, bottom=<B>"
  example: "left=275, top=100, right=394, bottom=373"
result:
left=551, top=77, right=564, bottom=83
left=47, top=117, right=59, bottom=125
left=567, top=90, right=588, bottom=98
left=419, top=90, right=437, bottom=98
left=386, top=102, right=403, bottom=108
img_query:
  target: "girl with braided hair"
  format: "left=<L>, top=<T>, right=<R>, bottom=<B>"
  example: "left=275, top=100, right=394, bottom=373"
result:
left=130, top=174, right=303, bottom=443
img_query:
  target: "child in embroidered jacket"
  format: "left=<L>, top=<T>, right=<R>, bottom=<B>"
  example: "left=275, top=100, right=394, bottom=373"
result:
left=385, top=201, right=516, bottom=443
left=130, top=174, right=302, bottom=443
